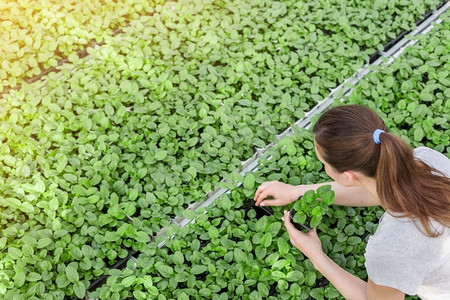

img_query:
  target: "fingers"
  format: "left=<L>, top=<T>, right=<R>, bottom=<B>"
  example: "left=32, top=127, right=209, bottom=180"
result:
left=282, top=210, right=296, bottom=233
left=282, top=213, right=323, bottom=259
left=254, top=181, right=291, bottom=206
left=254, top=181, right=276, bottom=205
left=254, top=189, right=271, bottom=206
left=253, top=181, right=273, bottom=200
left=253, top=183, right=267, bottom=202
left=282, top=210, right=309, bottom=246
left=260, top=198, right=288, bottom=207
left=282, top=210, right=301, bottom=247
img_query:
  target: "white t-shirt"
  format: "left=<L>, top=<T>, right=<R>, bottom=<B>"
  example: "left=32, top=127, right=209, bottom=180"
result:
left=364, top=147, right=450, bottom=300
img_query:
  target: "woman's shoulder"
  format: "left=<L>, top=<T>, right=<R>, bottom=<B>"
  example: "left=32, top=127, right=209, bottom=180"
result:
left=413, top=147, right=450, bottom=177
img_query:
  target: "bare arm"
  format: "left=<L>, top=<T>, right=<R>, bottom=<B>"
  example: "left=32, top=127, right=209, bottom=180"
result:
left=312, top=251, right=367, bottom=300
left=293, top=181, right=380, bottom=207
left=254, top=180, right=380, bottom=207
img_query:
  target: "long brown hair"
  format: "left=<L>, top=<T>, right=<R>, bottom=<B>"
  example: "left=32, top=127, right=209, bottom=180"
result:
left=312, top=105, right=450, bottom=237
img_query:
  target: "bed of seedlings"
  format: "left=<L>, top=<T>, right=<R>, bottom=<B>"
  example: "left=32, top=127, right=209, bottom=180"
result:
left=0, top=0, right=164, bottom=91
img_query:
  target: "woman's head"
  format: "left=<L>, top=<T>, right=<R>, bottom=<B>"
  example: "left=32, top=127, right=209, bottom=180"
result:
left=312, top=105, right=450, bottom=237
left=312, top=105, right=387, bottom=178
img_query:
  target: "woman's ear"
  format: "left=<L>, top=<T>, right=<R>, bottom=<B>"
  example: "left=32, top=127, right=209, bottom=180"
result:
left=342, top=170, right=358, bottom=186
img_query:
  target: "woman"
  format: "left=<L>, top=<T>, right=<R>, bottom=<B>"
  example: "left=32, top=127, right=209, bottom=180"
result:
left=254, top=105, right=450, bottom=300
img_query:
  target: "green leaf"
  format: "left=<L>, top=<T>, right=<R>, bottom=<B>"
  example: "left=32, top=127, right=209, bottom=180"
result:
left=250, top=291, right=262, bottom=300
left=310, top=288, right=324, bottom=299
left=129, top=188, right=139, bottom=201
left=37, top=238, right=52, bottom=249
left=3, top=197, right=19, bottom=210
left=401, top=80, right=413, bottom=92
left=208, top=226, right=219, bottom=239
left=321, top=190, right=335, bottom=205
left=73, top=281, right=86, bottom=298
left=267, top=222, right=282, bottom=236
left=305, top=272, right=316, bottom=286
left=65, top=265, right=79, bottom=283
left=234, top=248, right=246, bottom=263
left=286, top=271, right=304, bottom=282
left=63, top=173, right=78, bottom=183
left=302, top=190, right=316, bottom=203
left=21, top=165, right=31, bottom=177
left=310, top=215, right=321, bottom=228
left=148, top=102, right=161, bottom=111
left=104, top=231, right=120, bottom=242
left=347, top=236, right=362, bottom=245
left=191, top=265, right=207, bottom=275
left=236, top=284, right=245, bottom=296
left=317, top=184, right=331, bottom=195
left=49, top=198, right=59, bottom=211
left=271, top=270, right=285, bottom=280
left=255, top=246, right=266, bottom=260
left=178, top=292, right=189, bottom=300
left=311, top=83, right=319, bottom=94
left=265, top=253, right=280, bottom=265
left=0, top=237, right=6, bottom=249
left=277, top=237, right=290, bottom=256
left=27, top=272, right=41, bottom=281
left=142, top=275, right=153, bottom=289
left=219, top=195, right=232, bottom=210
left=135, top=231, right=150, bottom=243
left=242, top=239, right=252, bottom=252
left=186, top=166, right=197, bottom=179
left=156, top=263, right=174, bottom=278
left=134, top=290, right=147, bottom=300
left=200, top=288, right=212, bottom=297
left=414, top=127, right=424, bottom=142
left=14, top=272, right=26, bottom=286
left=19, top=202, right=34, bottom=213
left=236, top=61, right=245, bottom=73
left=257, top=282, right=269, bottom=297
left=243, top=173, right=255, bottom=190
left=261, top=232, right=273, bottom=248
left=173, top=251, right=184, bottom=265
left=121, top=276, right=136, bottom=287
left=8, top=247, right=22, bottom=259
left=384, top=76, right=395, bottom=88
left=311, top=206, right=322, bottom=216
left=0, top=283, right=6, bottom=295
left=155, top=150, right=168, bottom=161
left=201, top=116, right=215, bottom=124
left=325, top=286, right=341, bottom=298
left=344, top=224, right=356, bottom=236
left=182, top=209, right=197, bottom=220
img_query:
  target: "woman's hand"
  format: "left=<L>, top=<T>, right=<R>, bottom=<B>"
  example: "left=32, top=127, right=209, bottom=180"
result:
left=254, top=181, right=302, bottom=206
left=281, top=210, right=325, bottom=260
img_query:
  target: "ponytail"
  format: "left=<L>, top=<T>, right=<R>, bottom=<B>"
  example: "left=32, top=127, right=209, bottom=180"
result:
left=376, top=132, right=450, bottom=237
left=313, top=105, right=450, bottom=237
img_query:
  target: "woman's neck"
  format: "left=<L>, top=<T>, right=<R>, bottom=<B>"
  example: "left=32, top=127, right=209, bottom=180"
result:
left=356, top=175, right=381, bottom=205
